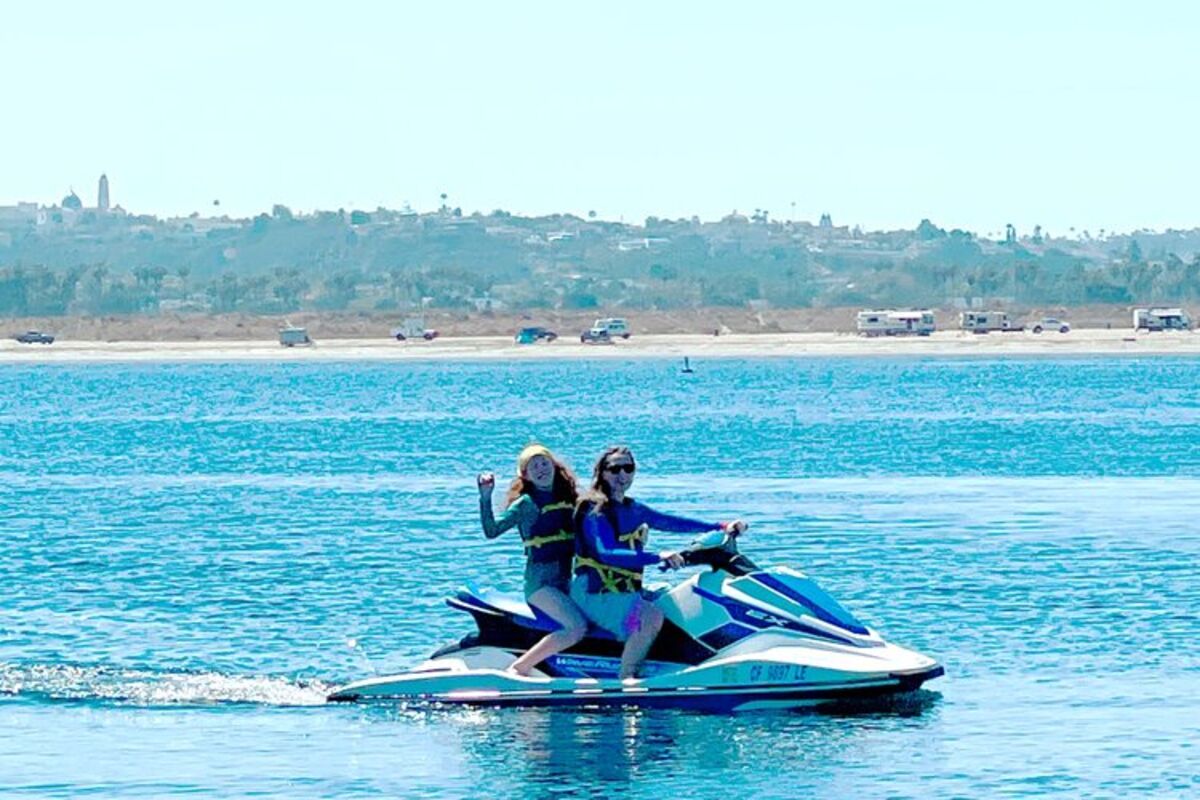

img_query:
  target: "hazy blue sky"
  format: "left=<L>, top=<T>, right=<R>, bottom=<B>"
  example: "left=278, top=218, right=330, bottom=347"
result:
left=2, top=1, right=1196, bottom=234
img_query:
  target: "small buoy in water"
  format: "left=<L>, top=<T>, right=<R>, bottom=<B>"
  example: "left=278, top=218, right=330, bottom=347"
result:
left=681, top=356, right=694, bottom=374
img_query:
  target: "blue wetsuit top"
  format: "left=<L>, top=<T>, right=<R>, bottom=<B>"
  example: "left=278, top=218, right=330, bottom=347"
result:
left=575, top=497, right=721, bottom=593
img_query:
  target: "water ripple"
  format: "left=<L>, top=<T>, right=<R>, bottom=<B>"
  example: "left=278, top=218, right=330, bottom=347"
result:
left=2, top=357, right=1199, bottom=797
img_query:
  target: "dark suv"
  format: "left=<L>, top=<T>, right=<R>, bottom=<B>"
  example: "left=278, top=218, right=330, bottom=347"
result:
left=580, top=327, right=613, bottom=344
left=15, top=331, right=54, bottom=344
left=515, top=326, right=558, bottom=344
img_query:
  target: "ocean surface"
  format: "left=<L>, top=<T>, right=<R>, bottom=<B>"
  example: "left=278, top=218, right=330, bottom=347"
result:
left=2, top=356, right=1198, bottom=798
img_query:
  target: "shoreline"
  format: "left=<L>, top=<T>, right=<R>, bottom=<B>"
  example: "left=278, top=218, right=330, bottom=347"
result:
left=2, top=330, right=1199, bottom=363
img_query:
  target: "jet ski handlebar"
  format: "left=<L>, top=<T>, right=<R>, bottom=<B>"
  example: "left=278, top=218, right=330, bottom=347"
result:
left=676, top=528, right=759, bottom=577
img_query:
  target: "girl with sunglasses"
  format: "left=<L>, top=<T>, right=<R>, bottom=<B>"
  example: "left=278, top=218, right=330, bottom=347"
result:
left=571, top=445, right=746, bottom=679
left=478, top=444, right=588, bottom=676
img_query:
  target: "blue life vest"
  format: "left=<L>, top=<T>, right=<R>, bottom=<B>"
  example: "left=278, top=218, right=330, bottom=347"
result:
left=574, top=501, right=649, bottom=593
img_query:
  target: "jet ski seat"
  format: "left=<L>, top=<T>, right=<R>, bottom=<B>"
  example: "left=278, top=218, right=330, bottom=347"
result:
left=451, top=584, right=621, bottom=640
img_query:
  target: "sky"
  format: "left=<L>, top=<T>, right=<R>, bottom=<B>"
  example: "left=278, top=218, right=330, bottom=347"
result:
left=2, top=0, right=1197, bottom=235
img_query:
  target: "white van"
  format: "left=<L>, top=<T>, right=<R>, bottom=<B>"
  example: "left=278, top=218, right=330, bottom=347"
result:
left=592, top=318, right=630, bottom=339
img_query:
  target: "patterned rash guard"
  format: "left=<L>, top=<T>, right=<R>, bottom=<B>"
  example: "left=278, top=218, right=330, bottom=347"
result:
left=480, top=488, right=576, bottom=596
left=575, top=498, right=722, bottom=594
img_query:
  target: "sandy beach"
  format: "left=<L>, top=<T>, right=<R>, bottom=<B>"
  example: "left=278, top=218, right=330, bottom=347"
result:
left=2, top=329, right=1199, bottom=363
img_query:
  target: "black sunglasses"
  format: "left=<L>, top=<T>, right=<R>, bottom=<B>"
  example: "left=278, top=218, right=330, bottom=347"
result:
left=605, top=463, right=636, bottom=474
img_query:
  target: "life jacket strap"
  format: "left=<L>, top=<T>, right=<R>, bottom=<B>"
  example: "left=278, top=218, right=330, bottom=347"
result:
left=575, top=556, right=643, bottom=593
left=617, top=523, right=649, bottom=546
left=523, top=529, right=574, bottom=550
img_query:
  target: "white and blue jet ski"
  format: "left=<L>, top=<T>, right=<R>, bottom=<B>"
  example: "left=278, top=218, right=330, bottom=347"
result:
left=327, top=529, right=943, bottom=711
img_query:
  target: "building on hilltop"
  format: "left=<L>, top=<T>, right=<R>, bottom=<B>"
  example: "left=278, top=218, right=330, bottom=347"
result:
left=34, top=179, right=126, bottom=228
left=0, top=202, right=39, bottom=227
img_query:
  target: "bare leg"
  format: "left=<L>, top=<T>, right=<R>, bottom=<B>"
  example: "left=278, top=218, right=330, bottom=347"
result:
left=618, top=599, right=663, bottom=680
left=509, top=587, right=588, bottom=676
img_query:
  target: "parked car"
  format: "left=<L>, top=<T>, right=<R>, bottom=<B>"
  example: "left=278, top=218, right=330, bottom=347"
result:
left=15, top=330, right=54, bottom=344
left=391, top=317, right=439, bottom=341
left=1030, top=318, right=1070, bottom=334
left=396, top=331, right=439, bottom=343
left=394, top=328, right=439, bottom=341
left=580, top=327, right=613, bottom=344
left=591, top=317, right=630, bottom=339
left=515, top=326, right=557, bottom=344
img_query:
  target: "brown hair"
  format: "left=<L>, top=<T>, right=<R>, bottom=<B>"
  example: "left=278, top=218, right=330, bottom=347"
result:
left=504, top=448, right=579, bottom=508
left=577, top=445, right=636, bottom=518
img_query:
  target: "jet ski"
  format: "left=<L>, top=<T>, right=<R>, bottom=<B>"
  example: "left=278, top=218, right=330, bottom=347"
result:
left=327, top=529, right=943, bottom=711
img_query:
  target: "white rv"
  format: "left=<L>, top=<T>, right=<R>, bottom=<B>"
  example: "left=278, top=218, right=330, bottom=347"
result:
left=857, top=309, right=936, bottom=337
left=960, top=310, right=1022, bottom=333
left=279, top=326, right=313, bottom=347
left=1133, top=307, right=1192, bottom=331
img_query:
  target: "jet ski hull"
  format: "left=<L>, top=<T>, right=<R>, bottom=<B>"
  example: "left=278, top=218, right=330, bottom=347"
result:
left=327, top=644, right=944, bottom=710
left=328, top=541, right=946, bottom=711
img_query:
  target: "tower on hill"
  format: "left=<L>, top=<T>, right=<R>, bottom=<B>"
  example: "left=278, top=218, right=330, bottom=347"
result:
left=98, top=174, right=110, bottom=211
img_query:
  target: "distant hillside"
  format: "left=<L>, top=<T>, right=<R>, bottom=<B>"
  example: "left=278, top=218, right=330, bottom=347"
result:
left=1, top=204, right=1198, bottom=316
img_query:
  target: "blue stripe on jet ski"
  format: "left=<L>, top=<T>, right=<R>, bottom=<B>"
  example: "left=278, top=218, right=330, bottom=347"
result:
left=749, top=573, right=871, bottom=635
left=692, top=586, right=854, bottom=644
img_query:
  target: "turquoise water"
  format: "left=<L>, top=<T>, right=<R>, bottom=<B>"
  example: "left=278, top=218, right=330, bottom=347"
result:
left=2, top=357, right=1198, bottom=798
